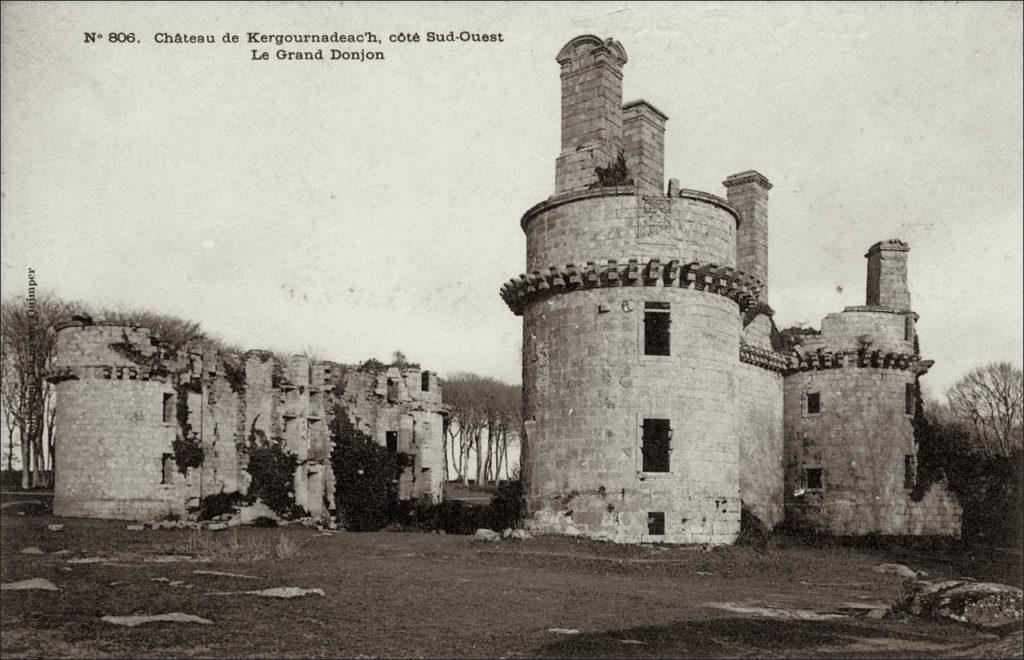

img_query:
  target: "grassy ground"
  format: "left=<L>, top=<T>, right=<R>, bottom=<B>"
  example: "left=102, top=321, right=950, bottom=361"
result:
left=1, top=494, right=1021, bottom=658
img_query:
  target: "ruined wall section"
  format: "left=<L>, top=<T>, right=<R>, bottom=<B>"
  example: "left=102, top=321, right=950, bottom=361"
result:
left=50, top=323, right=188, bottom=520
left=331, top=365, right=447, bottom=501
left=191, top=351, right=242, bottom=500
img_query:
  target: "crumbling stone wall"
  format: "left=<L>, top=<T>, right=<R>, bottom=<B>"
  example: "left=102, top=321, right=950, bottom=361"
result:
left=49, top=320, right=447, bottom=521
left=331, top=365, right=446, bottom=502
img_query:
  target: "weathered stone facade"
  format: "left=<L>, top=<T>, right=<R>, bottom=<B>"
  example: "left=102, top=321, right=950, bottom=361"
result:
left=500, top=35, right=960, bottom=544
left=783, top=240, right=961, bottom=536
left=48, top=321, right=447, bottom=521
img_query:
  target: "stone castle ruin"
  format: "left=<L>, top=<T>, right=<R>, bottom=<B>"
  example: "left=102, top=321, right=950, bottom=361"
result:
left=499, top=35, right=961, bottom=543
left=47, top=319, right=446, bottom=521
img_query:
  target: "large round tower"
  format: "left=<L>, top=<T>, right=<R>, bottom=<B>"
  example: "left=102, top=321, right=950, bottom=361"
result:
left=501, top=36, right=779, bottom=543
left=48, top=320, right=181, bottom=520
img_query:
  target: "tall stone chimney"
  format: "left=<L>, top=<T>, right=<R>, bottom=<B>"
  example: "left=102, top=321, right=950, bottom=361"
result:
left=554, top=35, right=628, bottom=194
left=865, top=239, right=911, bottom=311
left=723, top=170, right=772, bottom=300
left=622, top=100, right=668, bottom=195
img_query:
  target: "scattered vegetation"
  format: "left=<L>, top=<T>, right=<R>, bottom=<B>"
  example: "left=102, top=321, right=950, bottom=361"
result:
left=184, top=528, right=273, bottom=562
left=590, top=150, right=633, bottom=188
left=275, top=531, right=299, bottom=559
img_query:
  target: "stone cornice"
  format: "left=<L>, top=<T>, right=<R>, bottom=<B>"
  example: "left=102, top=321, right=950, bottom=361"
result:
left=500, top=257, right=764, bottom=316
left=739, top=342, right=790, bottom=373
left=785, top=348, right=924, bottom=375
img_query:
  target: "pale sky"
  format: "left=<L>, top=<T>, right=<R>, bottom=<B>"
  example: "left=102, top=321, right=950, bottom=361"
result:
left=2, top=1, right=1022, bottom=399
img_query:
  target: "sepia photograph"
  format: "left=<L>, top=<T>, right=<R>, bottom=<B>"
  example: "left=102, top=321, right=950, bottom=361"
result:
left=1, top=1, right=1022, bottom=657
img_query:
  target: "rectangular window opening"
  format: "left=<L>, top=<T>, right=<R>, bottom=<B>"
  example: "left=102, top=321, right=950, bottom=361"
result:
left=161, top=453, right=175, bottom=485
left=643, top=302, right=671, bottom=356
left=385, top=431, right=398, bottom=453
left=641, top=418, right=671, bottom=472
left=387, top=377, right=399, bottom=403
left=647, top=511, right=665, bottom=535
left=805, top=467, right=823, bottom=490
left=162, top=393, right=175, bottom=424
left=806, top=392, right=821, bottom=415
left=421, top=371, right=430, bottom=392
left=904, top=455, right=917, bottom=489
left=904, top=316, right=914, bottom=341
left=905, top=383, right=915, bottom=415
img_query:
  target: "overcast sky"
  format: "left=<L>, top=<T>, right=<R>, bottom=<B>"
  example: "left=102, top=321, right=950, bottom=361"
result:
left=2, top=1, right=1021, bottom=399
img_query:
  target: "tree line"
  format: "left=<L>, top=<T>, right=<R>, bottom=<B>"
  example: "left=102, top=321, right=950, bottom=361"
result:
left=439, top=372, right=521, bottom=487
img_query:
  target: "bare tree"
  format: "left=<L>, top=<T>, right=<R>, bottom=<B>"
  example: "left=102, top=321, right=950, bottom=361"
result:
left=946, top=362, right=1023, bottom=457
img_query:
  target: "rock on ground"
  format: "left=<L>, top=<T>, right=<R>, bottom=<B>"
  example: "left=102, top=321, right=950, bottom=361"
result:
left=546, top=628, right=580, bottom=635
left=474, top=528, right=501, bottom=542
left=874, top=563, right=918, bottom=580
left=208, top=587, right=325, bottom=598
left=19, top=547, right=44, bottom=555
left=237, top=500, right=278, bottom=525
left=101, top=613, right=212, bottom=626
left=900, top=579, right=1023, bottom=629
left=47, top=524, right=64, bottom=532
left=1, top=578, right=60, bottom=591
left=510, top=529, right=533, bottom=541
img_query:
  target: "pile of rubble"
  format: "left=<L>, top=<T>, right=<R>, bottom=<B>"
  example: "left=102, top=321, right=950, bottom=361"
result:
left=127, top=501, right=338, bottom=532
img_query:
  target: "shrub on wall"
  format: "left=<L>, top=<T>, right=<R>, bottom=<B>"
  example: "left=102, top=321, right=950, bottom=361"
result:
left=199, top=490, right=243, bottom=520
left=330, top=407, right=405, bottom=531
left=246, top=431, right=304, bottom=518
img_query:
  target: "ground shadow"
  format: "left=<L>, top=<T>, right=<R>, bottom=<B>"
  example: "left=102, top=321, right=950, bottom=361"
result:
left=530, top=616, right=967, bottom=658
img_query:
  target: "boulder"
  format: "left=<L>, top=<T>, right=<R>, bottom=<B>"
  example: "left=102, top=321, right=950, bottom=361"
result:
left=101, top=612, right=212, bottom=626
left=510, top=529, right=533, bottom=541
left=474, top=528, right=501, bottom=543
left=874, top=563, right=917, bottom=580
left=502, top=528, right=513, bottom=539
left=237, top=500, right=278, bottom=525
left=1, top=578, right=60, bottom=591
left=20, top=547, right=44, bottom=555
left=47, top=524, right=64, bottom=532
left=126, top=524, right=144, bottom=531
left=900, top=579, right=1023, bottom=629
left=207, top=522, right=228, bottom=531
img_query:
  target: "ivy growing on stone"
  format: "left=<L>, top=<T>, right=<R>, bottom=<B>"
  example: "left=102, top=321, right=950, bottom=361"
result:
left=246, top=429, right=304, bottom=518
left=108, top=330, right=164, bottom=370
left=330, top=403, right=406, bottom=531
left=221, top=354, right=246, bottom=394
